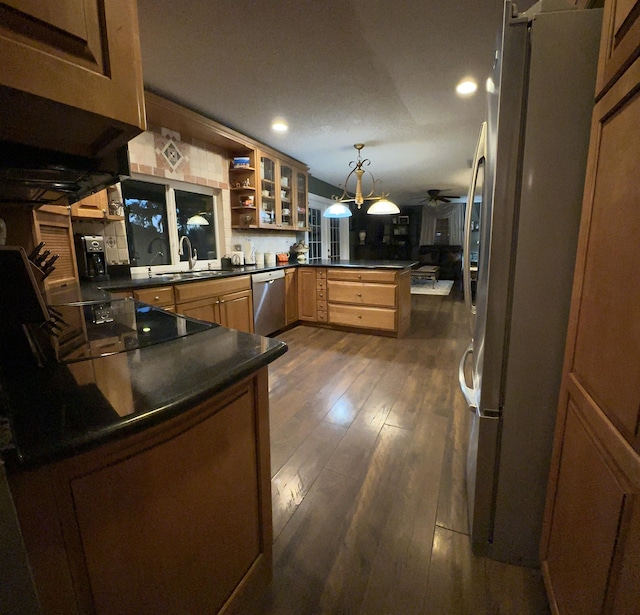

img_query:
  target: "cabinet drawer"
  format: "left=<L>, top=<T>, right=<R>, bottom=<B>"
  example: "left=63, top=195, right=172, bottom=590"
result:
left=316, top=278, right=327, bottom=290
left=329, top=304, right=396, bottom=331
left=317, top=310, right=328, bottom=323
left=317, top=301, right=327, bottom=312
left=316, top=269, right=327, bottom=279
left=133, top=286, right=175, bottom=307
left=317, top=289, right=327, bottom=301
left=327, top=268, right=396, bottom=284
left=174, top=275, right=251, bottom=303
left=328, top=281, right=396, bottom=308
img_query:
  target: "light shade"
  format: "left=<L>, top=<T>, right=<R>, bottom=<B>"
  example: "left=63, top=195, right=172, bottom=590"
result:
left=367, top=198, right=400, bottom=215
left=323, top=203, right=352, bottom=218
left=186, top=213, right=209, bottom=226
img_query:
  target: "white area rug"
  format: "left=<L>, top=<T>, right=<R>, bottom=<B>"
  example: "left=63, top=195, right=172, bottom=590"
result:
left=410, top=280, right=454, bottom=296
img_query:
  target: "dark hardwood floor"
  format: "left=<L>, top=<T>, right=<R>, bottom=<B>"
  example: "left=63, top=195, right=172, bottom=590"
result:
left=256, top=289, right=551, bottom=614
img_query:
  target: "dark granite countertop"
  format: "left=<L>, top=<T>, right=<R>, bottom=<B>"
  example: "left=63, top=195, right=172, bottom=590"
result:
left=0, top=259, right=416, bottom=468
left=0, top=321, right=287, bottom=469
left=101, top=260, right=418, bottom=291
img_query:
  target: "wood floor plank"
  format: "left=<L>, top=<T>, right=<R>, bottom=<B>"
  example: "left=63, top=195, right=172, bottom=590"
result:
left=358, top=413, right=449, bottom=615
left=262, top=468, right=361, bottom=614
left=318, top=424, right=413, bottom=614
left=422, top=526, right=490, bottom=615
left=485, top=559, right=551, bottom=615
left=436, top=393, right=472, bottom=534
left=271, top=421, right=346, bottom=540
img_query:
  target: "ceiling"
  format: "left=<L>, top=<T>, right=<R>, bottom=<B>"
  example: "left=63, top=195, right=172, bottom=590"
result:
left=136, top=0, right=536, bottom=207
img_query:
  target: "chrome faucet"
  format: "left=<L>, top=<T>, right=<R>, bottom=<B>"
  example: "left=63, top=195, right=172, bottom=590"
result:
left=179, top=235, right=198, bottom=269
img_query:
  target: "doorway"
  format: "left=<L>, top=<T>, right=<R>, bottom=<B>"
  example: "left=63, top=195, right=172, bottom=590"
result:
left=308, top=194, right=349, bottom=262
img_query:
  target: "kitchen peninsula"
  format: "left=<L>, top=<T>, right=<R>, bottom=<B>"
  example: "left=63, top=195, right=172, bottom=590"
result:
left=107, top=259, right=416, bottom=339
left=0, top=297, right=286, bottom=615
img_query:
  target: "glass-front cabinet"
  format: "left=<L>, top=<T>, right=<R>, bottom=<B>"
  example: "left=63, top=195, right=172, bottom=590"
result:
left=231, top=148, right=308, bottom=231
left=279, top=164, right=294, bottom=230
left=296, top=170, right=308, bottom=230
left=259, top=154, right=277, bottom=228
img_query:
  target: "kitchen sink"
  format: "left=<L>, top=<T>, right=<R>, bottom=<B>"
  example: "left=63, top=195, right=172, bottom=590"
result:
left=150, top=270, right=226, bottom=281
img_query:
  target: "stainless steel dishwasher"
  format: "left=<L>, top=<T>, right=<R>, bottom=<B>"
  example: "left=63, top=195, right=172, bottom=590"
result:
left=251, top=270, right=285, bottom=336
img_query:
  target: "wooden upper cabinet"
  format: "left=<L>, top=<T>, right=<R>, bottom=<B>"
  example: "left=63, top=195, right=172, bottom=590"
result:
left=0, top=0, right=146, bottom=158
left=70, top=190, right=108, bottom=219
left=595, top=0, right=640, bottom=96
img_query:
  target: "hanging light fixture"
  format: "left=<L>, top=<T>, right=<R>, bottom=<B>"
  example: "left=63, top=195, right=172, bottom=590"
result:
left=186, top=212, right=210, bottom=226
left=324, top=144, right=399, bottom=218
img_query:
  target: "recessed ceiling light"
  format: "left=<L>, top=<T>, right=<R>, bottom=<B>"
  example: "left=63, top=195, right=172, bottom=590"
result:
left=271, top=118, right=288, bottom=133
left=456, top=79, right=478, bottom=96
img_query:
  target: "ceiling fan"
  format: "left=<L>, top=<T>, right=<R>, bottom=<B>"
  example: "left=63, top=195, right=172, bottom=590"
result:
left=419, top=189, right=462, bottom=204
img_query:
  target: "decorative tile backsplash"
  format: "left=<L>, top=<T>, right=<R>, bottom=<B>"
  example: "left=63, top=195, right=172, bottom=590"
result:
left=73, top=126, right=306, bottom=263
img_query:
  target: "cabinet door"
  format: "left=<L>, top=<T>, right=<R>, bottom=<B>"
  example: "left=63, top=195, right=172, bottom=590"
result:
left=32, top=206, right=78, bottom=290
left=297, top=268, right=317, bottom=321
left=295, top=170, right=308, bottom=230
left=176, top=299, right=220, bottom=324
left=279, top=164, right=294, bottom=230
left=544, top=402, right=629, bottom=615
left=219, top=290, right=254, bottom=333
left=258, top=155, right=277, bottom=228
left=285, top=268, right=298, bottom=325
left=70, top=190, right=107, bottom=219
left=0, top=0, right=145, bottom=157
left=595, top=0, right=640, bottom=96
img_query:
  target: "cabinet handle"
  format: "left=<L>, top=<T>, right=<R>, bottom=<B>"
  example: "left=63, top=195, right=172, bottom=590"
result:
left=357, top=293, right=362, bottom=297
left=154, top=296, right=160, bottom=301
left=358, top=314, right=362, bottom=319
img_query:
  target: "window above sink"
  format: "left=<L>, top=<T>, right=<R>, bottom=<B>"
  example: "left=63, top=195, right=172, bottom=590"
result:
left=122, top=175, right=222, bottom=276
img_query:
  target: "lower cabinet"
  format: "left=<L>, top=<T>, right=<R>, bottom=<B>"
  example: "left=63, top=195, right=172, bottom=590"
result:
left=297, top=267, right=318, bottom=322
left=132, top=285, right=175, bottom=311
left=284, top=267, right=298, bottom=325
left=8, top=371, right=273, bottom=615
left=174, top=275, right=253, bottom=333
left=326, top=267, right=411, bottom=337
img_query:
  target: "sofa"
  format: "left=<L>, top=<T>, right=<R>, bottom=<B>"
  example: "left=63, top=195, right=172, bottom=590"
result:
left=414, top=245, right=463, bottom=281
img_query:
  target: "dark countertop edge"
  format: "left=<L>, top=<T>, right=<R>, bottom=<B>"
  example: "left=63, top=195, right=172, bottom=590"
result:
left=103, top=260, right=419, bottom=291
left=3, top=337, right=287, bottom=471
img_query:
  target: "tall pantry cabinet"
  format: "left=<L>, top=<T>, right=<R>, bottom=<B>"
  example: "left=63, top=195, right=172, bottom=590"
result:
left=540, top=1, right=640, bottom=614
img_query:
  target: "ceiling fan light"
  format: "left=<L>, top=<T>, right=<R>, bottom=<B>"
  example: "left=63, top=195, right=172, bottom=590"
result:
left=324, top=203, right=352, bottom=218
left=367, top=198, right=399, bottom=215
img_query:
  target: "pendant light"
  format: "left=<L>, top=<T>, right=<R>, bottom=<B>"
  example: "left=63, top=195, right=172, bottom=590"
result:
left=324, top=144, right=399, bottom=217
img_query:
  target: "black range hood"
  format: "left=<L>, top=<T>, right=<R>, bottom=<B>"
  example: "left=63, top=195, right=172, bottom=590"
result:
left=0, top=142, right=130, bottom=206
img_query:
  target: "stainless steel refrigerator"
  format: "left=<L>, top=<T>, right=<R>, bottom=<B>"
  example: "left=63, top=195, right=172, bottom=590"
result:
left=459, top=0, right=602, bottom=567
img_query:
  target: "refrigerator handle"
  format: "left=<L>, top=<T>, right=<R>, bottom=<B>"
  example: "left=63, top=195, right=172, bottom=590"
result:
left=458, top=342, right=477, bottom=410
left=463, top=122, right=486, bottom=336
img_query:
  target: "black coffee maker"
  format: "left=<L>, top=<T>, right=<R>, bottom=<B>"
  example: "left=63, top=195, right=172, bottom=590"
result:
left=75, top=234, right=108, bottom=281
